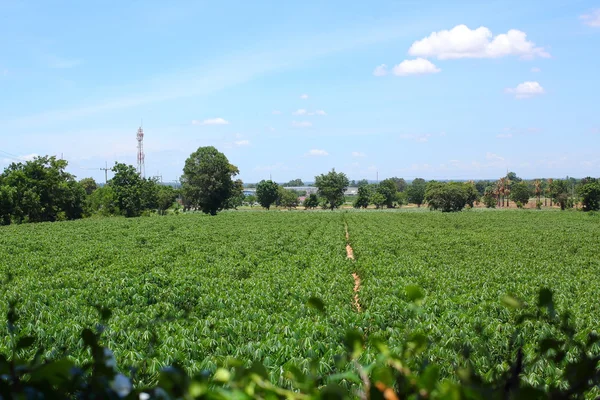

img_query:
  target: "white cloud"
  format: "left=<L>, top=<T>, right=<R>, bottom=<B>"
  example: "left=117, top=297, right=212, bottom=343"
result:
left=580, top=9, right=600, bottom=27
left=292, top=121, right=312, bottom=128
left=373, top=64, right=388, bottom=76
left=293, top=109, right=307, bottom=115
left=505, top=81, right=545, bottom=98
left=486, top=152, right=505, bottom=161
left=392, top=58, right=441, bottom=76
left=314, top=110, right=327, bottom=116
left=300, top=94, right=309, bottom=100
left=399, top=133, right=432, bottom=142
left=497, top=133, right=513, bottom=139
left=234, top=140, right=250, bottom=147
left=272, top=110, right=282, bottom=115
left=408, top=25, right=550, bottom=60
left=192, top=118, right=230, bottom=125
left=352, top=151, right=366, bottom=157
left=531, top=67, right=541, bottom=73
left=306, top=149, right=328, bottom=157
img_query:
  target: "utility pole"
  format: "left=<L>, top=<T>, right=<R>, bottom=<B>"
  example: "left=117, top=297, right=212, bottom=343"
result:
left=100, top=161, right=111, bottom=184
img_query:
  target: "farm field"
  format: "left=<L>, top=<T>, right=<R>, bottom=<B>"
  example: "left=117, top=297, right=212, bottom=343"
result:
left=0, top=210, right=599, bottom=388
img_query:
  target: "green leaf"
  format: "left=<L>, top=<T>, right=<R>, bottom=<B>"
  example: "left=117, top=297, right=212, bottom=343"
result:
left=307, top=297, right=326, bottom=314
left=419, top=364, right=440, bottom=393
left=213, top=368, right=231, bottom=383
left=30, top=359, right=74, bottom=385
left=344, top=330, right=364, bottom=359
left=16, top=336, right=35, bottom=350
left=406, top=285, right=424, bottom=303
left=538, top=288, right=553, bottom=309
left=540, top=338, right=563, bottom=353
left=501, top=295, right=522, bottom=309
left=81, top=328, right=97, bottom=349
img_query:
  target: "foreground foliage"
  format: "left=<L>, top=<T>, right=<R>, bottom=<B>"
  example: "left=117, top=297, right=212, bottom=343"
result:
left=1, top=287, right=599, bottom=399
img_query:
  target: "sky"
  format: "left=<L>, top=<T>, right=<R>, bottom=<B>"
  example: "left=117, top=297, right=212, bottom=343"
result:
left=0, top=0, right=599, bottom=184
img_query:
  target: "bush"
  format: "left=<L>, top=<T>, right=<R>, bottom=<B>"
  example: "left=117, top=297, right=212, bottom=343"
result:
left=536, top=200, right=543, bottom=210
left=425, top=181, right=469, bottom=212
left=483, top=194, right=496, bottom=208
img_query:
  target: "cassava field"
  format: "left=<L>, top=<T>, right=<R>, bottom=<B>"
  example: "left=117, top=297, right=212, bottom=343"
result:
left=0, top=210, right=599, bottom=387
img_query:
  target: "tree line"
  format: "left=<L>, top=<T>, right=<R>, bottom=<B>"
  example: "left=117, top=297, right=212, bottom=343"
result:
left=1, top=147, right=599, bottom=224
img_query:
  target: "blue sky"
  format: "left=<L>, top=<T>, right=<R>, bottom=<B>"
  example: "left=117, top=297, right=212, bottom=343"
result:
left=1, top=0, right=599, bottom=183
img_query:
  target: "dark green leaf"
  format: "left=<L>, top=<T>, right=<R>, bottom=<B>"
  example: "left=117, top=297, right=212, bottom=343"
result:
left=16, top=336, right=35, bottom=350
left=307, top=297, right=326, bottom=314
left=405, top=285, right=424, bottom=303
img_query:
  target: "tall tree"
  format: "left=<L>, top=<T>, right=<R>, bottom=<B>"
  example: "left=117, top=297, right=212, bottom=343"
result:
left=407, top=178, right=427, bottom=207
left=110, top=163, right=145, bottom=217
left=578, top=177, right=600, bottom=211
left=256, top=180, right=279, bottom=210
left=225, top=179, right=244, bottom=210
left=303, top=193, right=319, bottom=209
left=314, top=169, right=349, bottom=210
left=376, top=178, right=399, bottom=208
left=156, top=185, right=178, bottom=215
left=424, top=181, right=470, bottom=212
left=356, top=179, right=369, bottom=188
left=80, top=177, right=98, bottom=195
left=283, top=178, right=304, bottom=187
left=279, top=188, right=299, bottom=209
left=181, top=146, right=239, bottom=215
left=389, top=177, right=407, bottom=192
left=510, top=181, right=531, bottom=207
left=353, top=186, right=371, bottom=209
left=0, top=156, right=85, bottom=224
left=534, top=180, right=542, bottom=204
left=549, top=179, right=570, bottom=210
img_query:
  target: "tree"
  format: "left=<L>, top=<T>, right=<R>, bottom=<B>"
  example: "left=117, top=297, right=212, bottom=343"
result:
left=256, top=180, right=279, bottom=210
left=377, top=179, right=399, bottom=208
left=577, top=177, right=600, bottom=211
left=483, top=187, right=497, bottom=208
left=510, top=181, right=531, bottom=207
left=406, top=178, right=426, bottom=207
left=225, top=179, right=244, bottom=210
left=550, top=179, right=570, bottom=210
left=181, top=147, right=239, bottom=215
left=109, top=163, right=144, bottom=217
left=284, top=178, right=304, bottom=187
left=279, top=189, right=299, bottom=209
left=0, top=185, right=16, bottom=225
left=371, top=192, right=386, bottom=209
left=356, top=179, right=369, bottom=188
left=303, top=193, right=319, bottom=209
left=80, top=178, right=98, bottom=195
left=245, top=194, right=257, bottom=207
left=424, top=181, right=469, bottom=212
left=534, top=180, right=542, bottom=204
left=0, top=156, right=85, bottom=224
left=353, top=186, right=371, bottom=209
left=157, top=185, right=177, bottom=215
left=506, top=171, right=522, bottom=183
left=389, top=177, right=407, bottom=192
left=314, top=169, right=349, bottom=210
left=464, top=182, right=479, bottom=207
left=86, top=186, right=117, bottom=216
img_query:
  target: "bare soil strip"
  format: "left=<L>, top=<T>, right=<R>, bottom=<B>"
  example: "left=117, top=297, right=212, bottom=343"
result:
left=345, top=222, right=362, bottom=312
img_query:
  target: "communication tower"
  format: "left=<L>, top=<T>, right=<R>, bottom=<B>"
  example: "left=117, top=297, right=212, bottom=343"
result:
left=136, top=125, right=145, bottom=177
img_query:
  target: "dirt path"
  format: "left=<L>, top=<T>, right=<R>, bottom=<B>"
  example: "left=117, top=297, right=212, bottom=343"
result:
left=345, top=222, right=361, bottom=312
